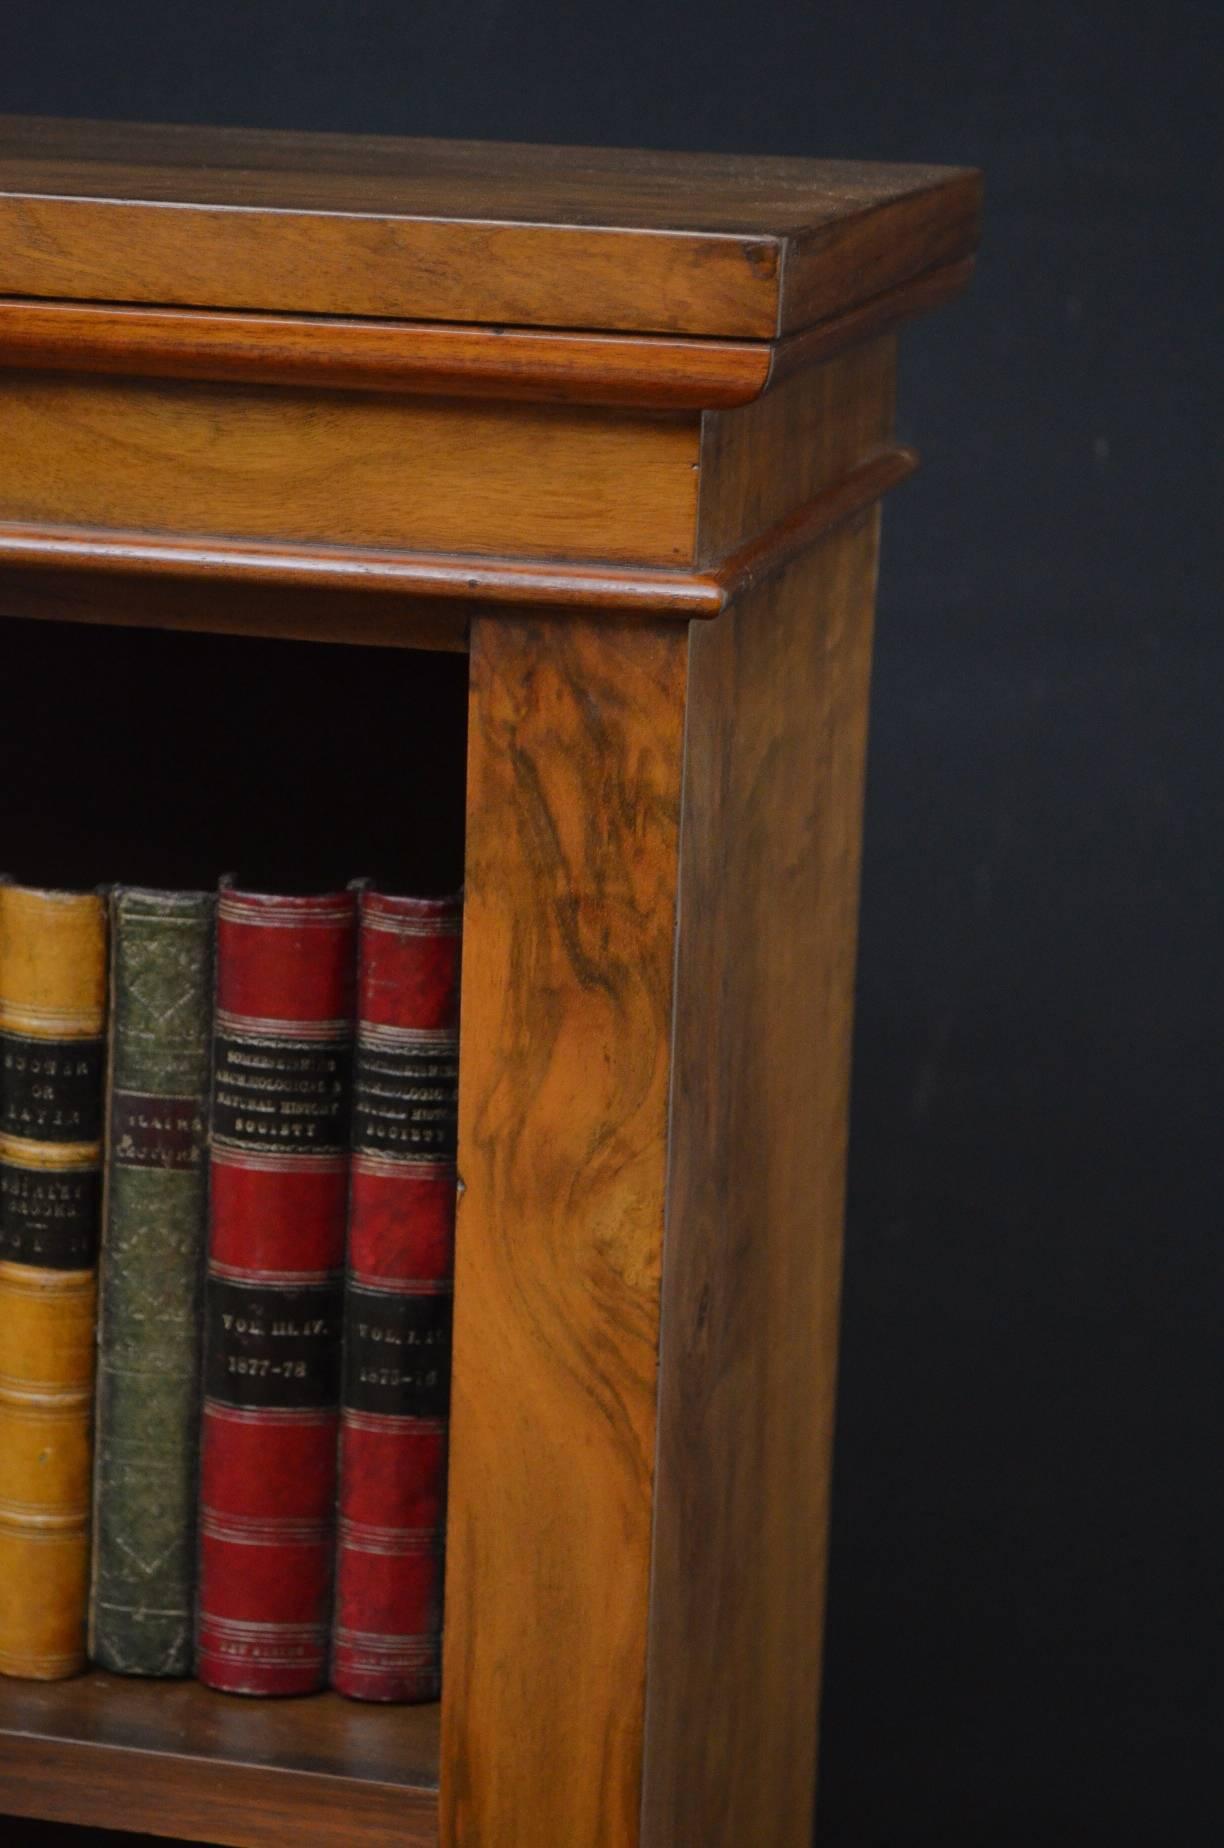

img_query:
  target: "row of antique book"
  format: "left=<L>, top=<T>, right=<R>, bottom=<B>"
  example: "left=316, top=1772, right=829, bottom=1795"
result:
left=0, top=876, right=459, bottom=1701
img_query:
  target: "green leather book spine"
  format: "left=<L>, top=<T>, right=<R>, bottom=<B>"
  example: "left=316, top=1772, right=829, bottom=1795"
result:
left=88, top=888, right=214, bottom=1676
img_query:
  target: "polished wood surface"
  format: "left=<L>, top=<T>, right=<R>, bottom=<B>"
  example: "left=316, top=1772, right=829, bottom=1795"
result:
left=0, top=443, right=912, bottom=624
left=0, top=523, right=722, bottom=616
left=0, top=259, right=970, bottom=411
left=0, top=296, right=775, bottom=411
left=0, top=341, right=908, bottom=619
left=698, top=336, right=896, bottom=560
left=0, top=373, right=700, bottom=567
left=0, top=116, right=980, bottom=339
left=642, top=517, right=882, bottom=1844
left=0, top=115, right=978, bottom=235
left=442, top=615, right=687, bottom=1845
left=0, top=1670, right=438, bottom=1846
left=712, top=445, right=914, bottom=607
left=0, top=117, right=980, bottom=1847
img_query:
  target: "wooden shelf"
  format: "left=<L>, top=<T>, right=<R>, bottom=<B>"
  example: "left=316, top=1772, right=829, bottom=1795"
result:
left=0, top=1672, right=439, bottom=1847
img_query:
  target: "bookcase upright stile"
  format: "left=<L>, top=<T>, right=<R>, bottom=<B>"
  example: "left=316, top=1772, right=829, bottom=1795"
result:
left=0, top=117, right=979, bottom=1848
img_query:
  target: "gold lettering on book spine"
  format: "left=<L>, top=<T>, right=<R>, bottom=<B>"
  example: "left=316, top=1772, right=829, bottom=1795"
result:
left=0, top=885, right=106, bottom=1679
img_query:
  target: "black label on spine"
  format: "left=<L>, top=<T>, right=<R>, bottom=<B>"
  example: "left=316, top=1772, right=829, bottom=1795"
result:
left=1, top=1031, right=104, bottom=1144
left=0, top=1159, right=101, bottom=1268
left=205, top=1276, right=342, bottom=1409
left=211, top=1034, right=351, bottom=1155
left=342, top=1286, right=453, bottom=1417
left=111, top=1089, right=207, bottom=1171
left=352, top=1035, right=458, bottom=1161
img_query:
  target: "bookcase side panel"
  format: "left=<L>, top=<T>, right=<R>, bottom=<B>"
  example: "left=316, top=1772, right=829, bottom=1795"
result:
left=442, top=614, right=688, bottom=1847
left=642, top=510, right=883, bottom=1845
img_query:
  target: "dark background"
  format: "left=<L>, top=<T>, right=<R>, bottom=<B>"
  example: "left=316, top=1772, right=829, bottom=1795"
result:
left=1, top=3, right=1220, bottom=1843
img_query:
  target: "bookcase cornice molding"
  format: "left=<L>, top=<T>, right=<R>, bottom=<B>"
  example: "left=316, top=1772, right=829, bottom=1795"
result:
left=0, top=445, right=914, bottom=631
left=0, top=255, right=972, bottom=412
left=0, top=119, right=977, bottom=656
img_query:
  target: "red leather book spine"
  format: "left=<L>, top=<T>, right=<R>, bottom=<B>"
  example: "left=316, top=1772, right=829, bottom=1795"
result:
left=331, top=891, right=461, bottom=1702
left=196, top=886, right=356, bottom=1695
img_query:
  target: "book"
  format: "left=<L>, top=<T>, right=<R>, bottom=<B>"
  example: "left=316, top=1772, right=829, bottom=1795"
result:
left=196, top=882, right=357, bottom=1695
left=88, top=888, right=214, bottom=1677
left=332, top=890, right=461, bottom=1701
left=0, top=882, right=107, bottom=1679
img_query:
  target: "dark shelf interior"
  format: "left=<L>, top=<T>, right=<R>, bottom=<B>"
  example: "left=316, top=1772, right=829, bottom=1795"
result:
left=0, top=612, right=469, bottom=896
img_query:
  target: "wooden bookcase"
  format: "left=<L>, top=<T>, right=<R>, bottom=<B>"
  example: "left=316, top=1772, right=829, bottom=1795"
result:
left=0, top=117, right=979, bottom=1847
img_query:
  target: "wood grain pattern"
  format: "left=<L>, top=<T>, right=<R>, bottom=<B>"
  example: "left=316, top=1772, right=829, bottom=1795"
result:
left=441, top=615, right=688, bottom=1846
left=0, top=191, right=778, bottom=343
left=0, top=442, right=911, bottom=623
left=0, top=120, right=981, bottom=1844
left=781, top=181, right=981, bottom=333
left=0, top=115, right=977, bottom=235
left=0, top=116, right=981, bottom=339
left=0, top=373, right=700, bottom=567
left=697, top=337, right=897, bottom=563
left=0, top=296, right=774, bottom=411
left=0, top=342, right=907, bottom=627
left=0, top=1670, right=438, bottom=1846
left=641, top=515, right=883, bottom=1845
left=714, top=445, right=914, bottom=606
left=0, top=522, right=724, bottom=617
left=0, top=259, right=973, bottom=412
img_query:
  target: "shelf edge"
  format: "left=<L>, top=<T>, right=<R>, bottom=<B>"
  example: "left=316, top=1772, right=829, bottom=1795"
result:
left=0, top=446, right=916, bottom=628
left=0, top=1729, right=438, bottom=1848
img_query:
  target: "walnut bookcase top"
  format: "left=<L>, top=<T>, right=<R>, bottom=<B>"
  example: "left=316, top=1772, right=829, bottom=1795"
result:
left=0, top=114, right=980, bottom=340
left=0, top=116, right=978, bottom=648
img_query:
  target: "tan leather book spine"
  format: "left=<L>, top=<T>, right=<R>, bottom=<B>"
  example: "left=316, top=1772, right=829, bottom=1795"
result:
left=0, top=883, right=107, bottom=1679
